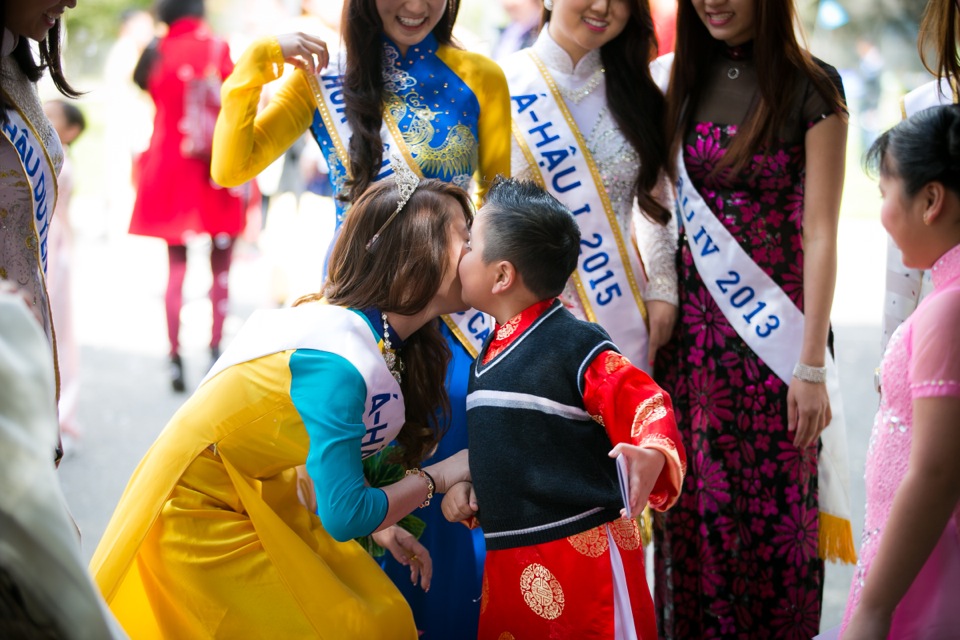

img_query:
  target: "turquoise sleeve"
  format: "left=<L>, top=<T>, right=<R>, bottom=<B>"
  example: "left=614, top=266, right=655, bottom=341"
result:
left=289, top=349, right=388, bottom=542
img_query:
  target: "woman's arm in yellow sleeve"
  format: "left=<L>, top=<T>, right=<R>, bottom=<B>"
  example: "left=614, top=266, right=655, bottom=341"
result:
left=475, top=59, right=512, bottom=198
left=212, top=36, right=317, bottom=187
left=437, top=48, right=512, bottom=200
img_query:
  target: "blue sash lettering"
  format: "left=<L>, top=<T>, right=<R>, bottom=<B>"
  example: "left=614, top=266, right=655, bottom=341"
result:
left=691, top=225, right=720, bottom=256
left=579, top=233, right=622, bottom=306
left=528, top=121, right=560, bottom=148
left=677, top=167, right=781, bottom=339
left=511, top=93, right=538, bottom=113
left=320, top=74, right=348, bottom=124
left=551, top=165, right=581, bottom=193
left=361, top=392, right=399, bottom=457
left=540, top=147, right=573, bottom=172
left=467, top=311, right=491, bottom=343
left=3, top=114, right=54, bottom=269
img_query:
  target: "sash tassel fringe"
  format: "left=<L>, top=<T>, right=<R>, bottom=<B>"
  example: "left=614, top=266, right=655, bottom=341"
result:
left=819, top=511, right=858, bottom=565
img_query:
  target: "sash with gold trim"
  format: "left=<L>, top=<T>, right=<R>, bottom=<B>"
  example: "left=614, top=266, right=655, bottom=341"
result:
left=1, top=101, right=58, bottom=274
left=201, top=304, right=405, bottom=456
left=1, top=96, right=61, bottom=389
left=676, top=152, right=856, bottom=564
left=306, top=56, right=492, bottom=357
left=504, top=50, right=650, bottom=365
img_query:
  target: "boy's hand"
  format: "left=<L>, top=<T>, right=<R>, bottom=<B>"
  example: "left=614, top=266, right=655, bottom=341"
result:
left=441, top=481, right=478, bottom=524
left=608, top=444, right=665, bottom=518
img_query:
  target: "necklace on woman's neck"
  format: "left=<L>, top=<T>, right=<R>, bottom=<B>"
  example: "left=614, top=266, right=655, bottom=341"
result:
left=559, top=66, right=605, bottom=104
left=723, top=41, right=753, bottom=81
left=381, top=312, right=404, bottom=384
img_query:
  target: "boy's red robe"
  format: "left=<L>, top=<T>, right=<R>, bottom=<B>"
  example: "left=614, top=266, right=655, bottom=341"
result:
left=474, top=299, right=686, bottom=640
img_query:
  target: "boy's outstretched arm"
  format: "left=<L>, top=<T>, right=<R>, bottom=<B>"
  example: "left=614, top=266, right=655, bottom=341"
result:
left=583, top=351, right=687, bottom=512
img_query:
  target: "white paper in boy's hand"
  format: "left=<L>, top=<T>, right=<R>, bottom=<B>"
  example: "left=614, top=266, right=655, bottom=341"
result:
left=616, top=453, right=631, bottom=518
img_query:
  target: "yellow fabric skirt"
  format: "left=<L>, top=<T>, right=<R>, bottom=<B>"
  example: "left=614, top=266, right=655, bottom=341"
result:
left=98, top=448, right=415, bottom=639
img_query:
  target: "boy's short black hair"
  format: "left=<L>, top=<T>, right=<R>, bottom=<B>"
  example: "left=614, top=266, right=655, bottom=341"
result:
left=480, top=177, right=580, bottom=300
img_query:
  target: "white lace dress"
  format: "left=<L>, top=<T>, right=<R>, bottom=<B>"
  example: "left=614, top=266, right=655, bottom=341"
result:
left=509, top=28, right=678, bottom=318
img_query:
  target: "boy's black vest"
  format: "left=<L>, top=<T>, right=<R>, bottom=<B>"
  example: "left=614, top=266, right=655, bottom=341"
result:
left=467, top=300, right=624, bottom=550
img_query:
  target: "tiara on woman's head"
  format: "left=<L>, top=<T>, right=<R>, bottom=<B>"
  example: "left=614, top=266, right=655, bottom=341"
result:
left=366, top=157, right=421, bottom=253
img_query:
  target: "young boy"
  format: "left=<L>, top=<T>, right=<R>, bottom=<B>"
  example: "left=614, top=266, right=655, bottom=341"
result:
left=445, top=178, right=687, bottom=639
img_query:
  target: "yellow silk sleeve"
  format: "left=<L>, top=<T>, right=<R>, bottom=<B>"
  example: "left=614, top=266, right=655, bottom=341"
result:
left=436, top=47, right=512, bottom=200
left=212, top=36, right=317, bottom=188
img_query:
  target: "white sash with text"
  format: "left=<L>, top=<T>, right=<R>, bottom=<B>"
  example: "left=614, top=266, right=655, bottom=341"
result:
left=202, top=304, right=405, bottom=458
left=2, top=104, right=58, bottom=273
left=505, top=51, right=650, bottom=364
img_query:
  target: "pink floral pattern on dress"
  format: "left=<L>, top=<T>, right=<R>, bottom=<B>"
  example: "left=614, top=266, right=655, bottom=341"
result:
left=654, top=121, right=826, bottom=638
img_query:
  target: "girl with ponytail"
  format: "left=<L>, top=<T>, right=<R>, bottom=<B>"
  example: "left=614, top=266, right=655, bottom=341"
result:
left=841, top=103, right=960, bottom=639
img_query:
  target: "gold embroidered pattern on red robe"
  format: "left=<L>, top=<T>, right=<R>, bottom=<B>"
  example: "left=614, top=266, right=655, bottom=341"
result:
left=496, top=314, right=521, bottom=341
left=610, top=518, right=642, bottom=551
left=631, top=393, right=667, bottom=438
left=566, top=525, right=608, bottom=557
left=520, top=563, right=565, bottom=620
left=603, top=351, right=631, bottom=374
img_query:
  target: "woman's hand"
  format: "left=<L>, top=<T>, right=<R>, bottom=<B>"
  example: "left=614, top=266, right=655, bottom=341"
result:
left=371, top=525, right=433, bottom=591
left=441, top=481, right=478, bottom=523
left=608, top=444, right=665, bottom=518
left=646, top=300, right=678, bottom=367
left=787, top=378, right=832, bottom=449
left=276, top=32, right=330, bottom=75
left=425, top=448, right=470, bottom=494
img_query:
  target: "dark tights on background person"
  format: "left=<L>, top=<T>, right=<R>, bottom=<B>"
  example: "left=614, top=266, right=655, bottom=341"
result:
left=165, top=235, right=233, bottom=391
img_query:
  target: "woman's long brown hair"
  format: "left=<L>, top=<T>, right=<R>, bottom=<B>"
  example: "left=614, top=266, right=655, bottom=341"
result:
left=544, top=0, right=671, bottom=224
left=665, top=0, right=845, bottom=174
left=1, top=17, right=79, bottom=124
left=918, top=0, right=960, bottom=98
left=339, top=0, right=461, bottom=204
left=298, top=178, right=474, bottom=467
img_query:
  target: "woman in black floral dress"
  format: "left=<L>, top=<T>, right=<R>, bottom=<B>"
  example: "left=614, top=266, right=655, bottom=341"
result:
left=652, top=0, right=848, bottom=637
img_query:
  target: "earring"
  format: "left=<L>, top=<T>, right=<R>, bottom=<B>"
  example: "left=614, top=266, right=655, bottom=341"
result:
left=544, top=0, right=553, bottom=10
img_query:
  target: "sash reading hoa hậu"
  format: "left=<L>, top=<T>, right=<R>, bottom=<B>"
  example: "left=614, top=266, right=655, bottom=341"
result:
left=1, top=99, right=58, bottom=277
left=305, top=57, right=492, bottom=358
left=201, top=304, right=405, bottom=459
left=504, top=50, right=650, bottom=364
left=675, top=151, right=855, bottom=563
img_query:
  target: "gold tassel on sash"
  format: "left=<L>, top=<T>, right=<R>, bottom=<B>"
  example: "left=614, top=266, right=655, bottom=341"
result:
left=819, top=512, right=857, bottom=564
left=638, top=506, right=653, bottom=548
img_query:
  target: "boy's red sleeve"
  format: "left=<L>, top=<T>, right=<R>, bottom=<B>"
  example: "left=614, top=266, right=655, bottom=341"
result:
left=582, top=351, right=687, bottom=511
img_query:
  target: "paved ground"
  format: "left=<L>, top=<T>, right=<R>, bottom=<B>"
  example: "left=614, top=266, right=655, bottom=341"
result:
left=57, top=193, right=885, bottom=631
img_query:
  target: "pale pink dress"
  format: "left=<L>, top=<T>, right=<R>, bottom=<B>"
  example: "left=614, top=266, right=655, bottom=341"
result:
left=841, top=242, right=960, bottom=638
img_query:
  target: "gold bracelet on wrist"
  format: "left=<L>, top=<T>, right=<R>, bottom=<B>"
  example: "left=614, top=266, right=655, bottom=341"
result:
left=405, top=468, right=435, bottom=508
